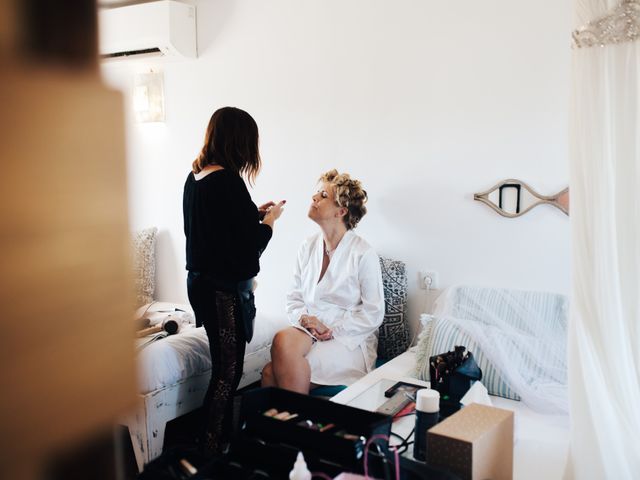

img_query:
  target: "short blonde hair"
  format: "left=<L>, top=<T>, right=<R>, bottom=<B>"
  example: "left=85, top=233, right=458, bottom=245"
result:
left=319, top=169, right=368, bottom=230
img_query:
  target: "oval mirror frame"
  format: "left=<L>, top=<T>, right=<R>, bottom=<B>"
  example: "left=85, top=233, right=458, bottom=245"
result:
left=474, top=179, right=569, bottom=218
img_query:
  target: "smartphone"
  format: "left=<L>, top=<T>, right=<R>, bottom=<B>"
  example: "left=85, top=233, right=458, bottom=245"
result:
left=384, top=381, right=423, bottom=399
left=292, top=324, right=318, bottom=342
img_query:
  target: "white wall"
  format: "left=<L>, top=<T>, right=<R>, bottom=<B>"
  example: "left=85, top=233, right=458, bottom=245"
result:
left=102, top=0, right=571, bottom=327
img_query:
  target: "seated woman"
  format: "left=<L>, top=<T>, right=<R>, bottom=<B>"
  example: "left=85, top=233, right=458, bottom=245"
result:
left=261, top=169, right=384, bottom=394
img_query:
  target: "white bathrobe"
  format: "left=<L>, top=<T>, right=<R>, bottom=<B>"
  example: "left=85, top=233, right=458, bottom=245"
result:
left=286, top=230, right=385, bottom=385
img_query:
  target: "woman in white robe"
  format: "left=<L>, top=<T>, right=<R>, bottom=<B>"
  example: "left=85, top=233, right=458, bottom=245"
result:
left=261, top=169, right=384, bottom=393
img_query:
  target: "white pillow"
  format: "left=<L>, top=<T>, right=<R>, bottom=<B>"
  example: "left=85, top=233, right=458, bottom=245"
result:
left=132, top=227, right=157, bottom=306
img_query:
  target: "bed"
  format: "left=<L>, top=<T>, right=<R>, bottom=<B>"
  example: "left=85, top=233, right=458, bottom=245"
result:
left=125, top=235, right=410, bottom=471
left=125, top=228, right=289, bottom=470
left=123, top=302, right=288, bottom=471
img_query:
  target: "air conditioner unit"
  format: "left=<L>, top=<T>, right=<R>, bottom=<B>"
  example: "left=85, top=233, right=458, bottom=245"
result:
left=99, top=1, right=197, bottom=61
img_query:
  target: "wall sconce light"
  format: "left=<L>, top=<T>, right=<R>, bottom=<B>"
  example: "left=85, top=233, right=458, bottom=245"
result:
left=133, top=71, right=165, bottom=123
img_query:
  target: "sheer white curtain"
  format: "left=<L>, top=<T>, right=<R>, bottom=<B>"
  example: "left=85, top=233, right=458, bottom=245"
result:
left=568, top=1, right=640, bottom=478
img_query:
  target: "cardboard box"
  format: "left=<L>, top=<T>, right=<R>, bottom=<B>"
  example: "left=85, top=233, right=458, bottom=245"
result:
left=426, top=403, right=514, bottom=480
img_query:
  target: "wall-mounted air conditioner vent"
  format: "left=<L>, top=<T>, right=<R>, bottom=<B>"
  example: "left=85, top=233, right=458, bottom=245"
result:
left=99, top=1, right=197, bottom=61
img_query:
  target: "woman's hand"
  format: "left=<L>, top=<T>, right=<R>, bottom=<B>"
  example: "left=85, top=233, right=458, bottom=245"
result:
left=314, top=329, right=333, bottom=341
left=262, top=200, right=286, bottom=228
left=257, top=201, right=276, bottom=221
left=300, top=315, right=333, bottom=341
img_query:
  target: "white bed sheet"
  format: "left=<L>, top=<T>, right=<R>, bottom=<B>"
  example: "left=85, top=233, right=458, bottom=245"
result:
left=136, top=303, right=287, bottom=394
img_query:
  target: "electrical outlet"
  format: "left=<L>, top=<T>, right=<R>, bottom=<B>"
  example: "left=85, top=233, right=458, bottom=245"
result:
left=419, top=270, right=439, bottom=290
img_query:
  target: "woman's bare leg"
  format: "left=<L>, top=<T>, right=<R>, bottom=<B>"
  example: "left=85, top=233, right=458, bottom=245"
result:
left=261, top=361, right=277, bottom=387
left=271, top=327, right=314, bottom=394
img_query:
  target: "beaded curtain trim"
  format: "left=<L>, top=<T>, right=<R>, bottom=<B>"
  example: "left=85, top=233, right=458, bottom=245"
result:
left=573, top=0, right=640, bottom=48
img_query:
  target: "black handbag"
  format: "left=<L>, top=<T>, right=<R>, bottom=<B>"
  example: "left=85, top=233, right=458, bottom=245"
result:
left=429, top=346, right=482, bottom=402
left=189, top=272, right=257, bottom=343
left=236, top=279, right=256, bottom=343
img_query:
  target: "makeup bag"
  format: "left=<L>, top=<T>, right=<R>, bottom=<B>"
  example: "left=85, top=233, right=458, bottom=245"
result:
left=429, top=346, right=482, bottom=402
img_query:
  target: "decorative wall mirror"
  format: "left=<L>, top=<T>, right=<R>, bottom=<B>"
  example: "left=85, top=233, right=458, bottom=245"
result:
left=474, top=179, right=569, bottom=218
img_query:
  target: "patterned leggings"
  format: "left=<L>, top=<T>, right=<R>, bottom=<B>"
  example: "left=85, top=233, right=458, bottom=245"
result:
left=187, top=273, right=246, bottom=455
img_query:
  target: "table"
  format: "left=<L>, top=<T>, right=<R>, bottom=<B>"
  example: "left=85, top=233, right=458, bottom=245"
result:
left=332, top=352, right=428, bottom=457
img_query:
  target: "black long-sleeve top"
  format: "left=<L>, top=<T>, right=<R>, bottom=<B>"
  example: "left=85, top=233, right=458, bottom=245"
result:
left=183, top=169, right=272, bottom=282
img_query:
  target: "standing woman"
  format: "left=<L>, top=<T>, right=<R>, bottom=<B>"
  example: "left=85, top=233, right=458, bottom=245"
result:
left=183, top=107, right=285, bottom=456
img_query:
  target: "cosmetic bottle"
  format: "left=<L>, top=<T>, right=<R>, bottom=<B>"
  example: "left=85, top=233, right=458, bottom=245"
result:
left=289, top=451, right=312, bottom=480
left=413, top=388, right=440, bottom=461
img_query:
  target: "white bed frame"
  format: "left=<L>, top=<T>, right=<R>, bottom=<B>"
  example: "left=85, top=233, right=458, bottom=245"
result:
left=123, top=372, right=209, bottom=472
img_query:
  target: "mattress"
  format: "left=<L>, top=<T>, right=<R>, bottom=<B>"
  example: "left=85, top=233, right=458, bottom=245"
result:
left=136, top=302, right=288, bottom=394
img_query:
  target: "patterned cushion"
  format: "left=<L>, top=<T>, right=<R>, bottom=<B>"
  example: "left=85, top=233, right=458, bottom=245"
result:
left=132, top=227, right=157, bottom=306
left=377, top=256, right=410, bottom=361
